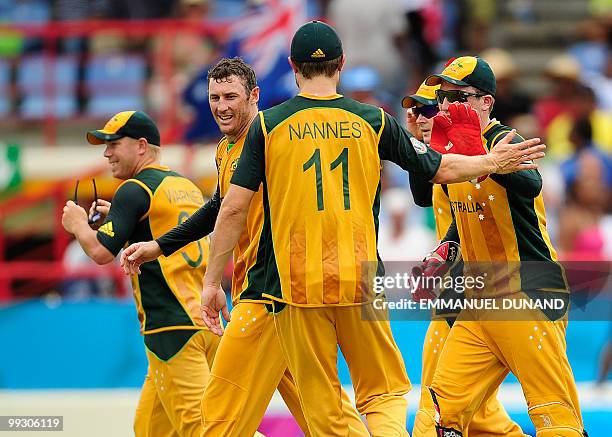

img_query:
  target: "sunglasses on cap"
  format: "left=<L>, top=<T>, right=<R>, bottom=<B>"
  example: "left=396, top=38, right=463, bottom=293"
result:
left=411, top=104, right=439, bottom=119
left=435, top=89, right=486, bottom=104
left=73, top=179, right=103, bottom=225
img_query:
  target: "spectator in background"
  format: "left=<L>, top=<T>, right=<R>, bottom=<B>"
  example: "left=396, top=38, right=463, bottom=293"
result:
left=533, top=54, right=582, bottom=131
left=328, top=0, right=407, bottom=96
left=480, top=47, right=532, bottom=125
left=340, top=66, right=394, bottom=115
left=402, top=0, right=437, bottom=88
left=561, top=117, right=612, bottom=194
left=546, top=84, right=612, bottom=159
left=569, top=19, right=610, bottom=77
left=149, top=0, right=218, bottom=141
left=558, top=152, right=609, bottom=260
left=460, top=0, right=496, bottom=52
left=582, top=51, right=612, bottom=112
left=378, top=188, right=435, bottom=262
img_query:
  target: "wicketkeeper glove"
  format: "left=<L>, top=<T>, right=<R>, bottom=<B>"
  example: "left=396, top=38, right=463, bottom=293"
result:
left=430, top=102, right=488, bottom=182
left=430, top=102, right=487, bottom=155
left=410, top=241, right=461, bottom=303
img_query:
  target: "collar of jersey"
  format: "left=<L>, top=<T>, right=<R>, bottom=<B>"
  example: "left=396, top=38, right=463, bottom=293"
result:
left=298, top=92, right=343, bottom=100
left=142, top=164, right=170, bottom=171
left=482, top=118, right=500, bottom=136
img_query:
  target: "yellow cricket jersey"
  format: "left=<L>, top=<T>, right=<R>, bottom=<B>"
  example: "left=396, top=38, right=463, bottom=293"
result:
left=231, top=93, right=442, bottom=307
left=97, top=165, right=210, bottom=335
left=446, top=120, right=568, bottom=297
left=215, top=135, right=265, bottom=304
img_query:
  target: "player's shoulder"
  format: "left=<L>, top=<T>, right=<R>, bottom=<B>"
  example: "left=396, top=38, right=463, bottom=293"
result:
left=129, top=166, right=189, bottom=195
left=484, top=119, right=525, bottom=148
left=215, top=136, right=229, bottom=163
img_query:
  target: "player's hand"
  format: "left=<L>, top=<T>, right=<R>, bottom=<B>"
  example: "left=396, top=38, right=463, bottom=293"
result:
left=89, top=199, right=110, bottom=221
left=488, top=130, right=546, bottom=174
left=405, top=108, right=423, bottom=140
left=411, top=241, right=461, bottom=303
left=201, top=283, right=231, bottom=336
left=120, top=241, right=162, bottom=275
left=62, top=200, right=88, bottom=234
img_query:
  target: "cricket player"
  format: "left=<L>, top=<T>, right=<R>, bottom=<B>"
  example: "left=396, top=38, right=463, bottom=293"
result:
left=61, top=111, right=219, bottom=437
left=199, top=21, right=547, bottom=436
left=415, top=56, right=587, bottom=437
left=402, top=80, right=527, bottom=437
left=121, top=58, right=368, bottom=437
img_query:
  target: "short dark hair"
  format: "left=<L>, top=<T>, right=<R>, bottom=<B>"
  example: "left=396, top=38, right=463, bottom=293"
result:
left=207, top=57, right=257, bottom=95
left=292, top=56, right=342, bottom=80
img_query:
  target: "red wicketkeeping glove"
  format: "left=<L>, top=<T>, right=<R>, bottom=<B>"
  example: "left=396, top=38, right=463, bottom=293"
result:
left=429, top=112, right=452, bottom=154
left=446, top=102, right=487, bottom=156
left=430, top=102, right=487, bottom=156
left=410, top=241, right=461, bottom=303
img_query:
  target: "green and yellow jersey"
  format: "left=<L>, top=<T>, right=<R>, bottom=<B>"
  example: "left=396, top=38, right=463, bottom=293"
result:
left=215, top=135, right=265, bottom=304
left=232, top=93, right=441, bottom=307
left=446, top=120, right=568, bottom=298
left=97, top=165, right=209, bottom=336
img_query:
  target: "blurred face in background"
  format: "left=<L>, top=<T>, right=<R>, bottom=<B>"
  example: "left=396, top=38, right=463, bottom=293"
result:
left=208, top=75, right=259, bottom=140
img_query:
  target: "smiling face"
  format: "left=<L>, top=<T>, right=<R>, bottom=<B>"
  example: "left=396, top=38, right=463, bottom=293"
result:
left=103, top=136, right=142, bottom=180
left=208, top=74, right=259, bottom=142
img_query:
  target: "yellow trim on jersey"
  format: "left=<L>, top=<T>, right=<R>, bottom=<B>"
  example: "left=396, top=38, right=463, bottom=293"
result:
left=259, top=111, right=268, bottom=137
left=298, top=92, right=343, bottom=100
left=118, top=178, right=154, bottom=221
left=377, top=108, right=385, bottom=144
left=143, top=164, right=171, bottom=171
left=143, top=325, right=207, bottom=335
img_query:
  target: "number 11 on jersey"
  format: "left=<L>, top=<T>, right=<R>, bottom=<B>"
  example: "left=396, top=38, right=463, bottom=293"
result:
left=303, top=147, right=350, bottom=211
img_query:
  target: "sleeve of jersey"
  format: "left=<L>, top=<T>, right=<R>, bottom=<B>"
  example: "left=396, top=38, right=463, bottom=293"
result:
left=96, top=181, right=151, bottom=257
left=409, top=171, right=433, bottom=207
left=231, top=115, right=265, bottom=191
left=156, top=185, right=221, bottom=256
left=378, top=112, right=442, bottom=181
left=489, top=133, right=542, bottom=198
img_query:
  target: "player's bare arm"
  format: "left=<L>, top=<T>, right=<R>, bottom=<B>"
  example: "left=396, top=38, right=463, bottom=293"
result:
left=432, top=131, right=545, bottom=184
left=62, top=200, right=114, bottom=265
left=201, top=184, right=256, bottom=335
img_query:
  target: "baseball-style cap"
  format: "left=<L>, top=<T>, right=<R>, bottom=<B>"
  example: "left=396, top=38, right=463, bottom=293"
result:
left=401, top=80, right=440, bottom=108
left=290, top=20, right=343, bottom=63
left=86, top=110, right=161, bottom=146
left=426, top=56, right=496, bottom=96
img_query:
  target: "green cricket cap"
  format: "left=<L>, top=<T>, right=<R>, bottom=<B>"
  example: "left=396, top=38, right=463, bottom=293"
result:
left=426, top=56, right=496, bottom=96
left=290, top=20, right=343, bottom=63
left=87, top=110, right=161, bottom=146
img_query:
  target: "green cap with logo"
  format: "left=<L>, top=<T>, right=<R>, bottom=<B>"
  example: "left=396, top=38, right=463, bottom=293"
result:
left=426, top=56, right=496, bottom=96
left=290, top=20, right=343, bottom=63
left=86, top=110, right=161, bottom=146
